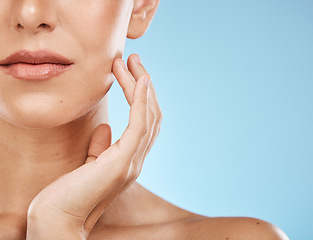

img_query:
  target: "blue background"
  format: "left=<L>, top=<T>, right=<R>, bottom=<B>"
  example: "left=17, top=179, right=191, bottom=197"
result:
left=109, top=1, right=313, bottom=239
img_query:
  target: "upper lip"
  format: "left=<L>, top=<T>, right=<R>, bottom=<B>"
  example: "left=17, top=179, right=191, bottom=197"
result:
left=0, top=49, right=73, bottom=66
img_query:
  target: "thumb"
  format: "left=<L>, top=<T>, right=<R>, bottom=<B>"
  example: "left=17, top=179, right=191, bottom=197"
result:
left=86, top=124, right=112, bottom=163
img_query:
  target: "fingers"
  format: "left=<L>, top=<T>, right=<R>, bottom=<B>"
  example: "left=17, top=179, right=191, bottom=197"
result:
left=86, top=124, right=112, bottom=163
left=127, top=54, right=162, bottom=125
left=127, top=54, right=163, bottom=159
left=127, top=54, right=161, bottom=113
left=112, top=58, right=136, bottom=105
left=113, top=73, right=150, bottom=160
left=99, top=54, right=162, bottom=181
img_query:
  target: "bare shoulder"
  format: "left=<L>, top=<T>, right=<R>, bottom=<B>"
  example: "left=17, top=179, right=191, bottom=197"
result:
left=90, top=183, right=289, bottom=240
left=91, top=215, right=289, bottom=240
left=183, top=215, right=289, bottom=240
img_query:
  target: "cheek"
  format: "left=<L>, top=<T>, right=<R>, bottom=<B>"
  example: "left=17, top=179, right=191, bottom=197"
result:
left=62, top=0, right=132, bottom=60
left=56, top=0, right=133, bottom=110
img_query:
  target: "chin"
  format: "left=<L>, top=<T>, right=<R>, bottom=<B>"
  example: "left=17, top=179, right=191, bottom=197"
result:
left=1, top=109, right=76, bottom=130
left=0, top=94, right=103, bottom=129
left=7, top=115, right=68, bottom=129
left=0, top=69, right=113, bottom=129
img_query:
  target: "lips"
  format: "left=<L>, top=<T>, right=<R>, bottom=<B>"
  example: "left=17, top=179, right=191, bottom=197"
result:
left=0, top=49, right=73, bottom=80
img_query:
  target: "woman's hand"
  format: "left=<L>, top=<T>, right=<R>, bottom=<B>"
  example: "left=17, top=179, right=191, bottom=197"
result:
left=26, top=54, right=162, bottom=240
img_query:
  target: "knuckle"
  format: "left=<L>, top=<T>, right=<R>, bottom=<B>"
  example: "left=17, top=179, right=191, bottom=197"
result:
left=138, top=122, right=149, bottom=137
left=156, top=110, right=163, bottom=123
left=140, top=126, right=149, bottom=138
left=140, top=98, right=148, bottom=105
left=142, top=73, right=150, bottom=80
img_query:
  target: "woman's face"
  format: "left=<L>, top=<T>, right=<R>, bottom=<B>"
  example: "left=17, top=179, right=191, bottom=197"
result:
left=0, top=0, right=133, bottom=128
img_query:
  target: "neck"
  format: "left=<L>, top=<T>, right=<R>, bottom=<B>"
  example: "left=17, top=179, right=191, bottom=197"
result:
left=0, top=97, right=108, bottom=217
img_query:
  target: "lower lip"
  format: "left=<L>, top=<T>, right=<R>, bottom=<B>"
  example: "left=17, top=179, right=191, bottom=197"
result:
left=0, top=63, right=73, bottom=80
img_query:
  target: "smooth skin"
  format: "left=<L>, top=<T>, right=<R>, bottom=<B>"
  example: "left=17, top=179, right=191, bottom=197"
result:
left=0, top=0, right=289, bottom=239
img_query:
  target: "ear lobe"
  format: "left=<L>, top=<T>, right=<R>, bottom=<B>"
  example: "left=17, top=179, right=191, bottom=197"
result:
left=127, top=0, right=160, bottom=39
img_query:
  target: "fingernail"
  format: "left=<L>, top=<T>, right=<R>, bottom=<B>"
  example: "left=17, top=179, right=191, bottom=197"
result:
left=133, top=54, right=142, bottom=65
left=144, top=75, right=151, bottom=88
left=120, top=60, right=126, bottom=69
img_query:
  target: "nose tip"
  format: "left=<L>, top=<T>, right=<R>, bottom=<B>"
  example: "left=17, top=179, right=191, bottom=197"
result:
left=15, top=3, right=57, bottom=34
